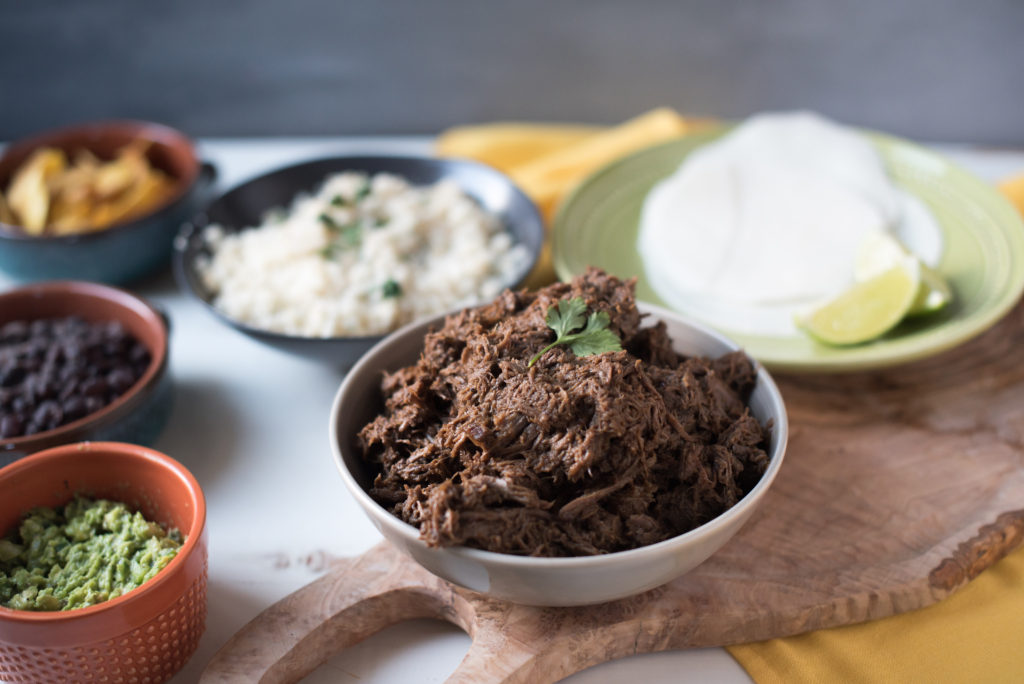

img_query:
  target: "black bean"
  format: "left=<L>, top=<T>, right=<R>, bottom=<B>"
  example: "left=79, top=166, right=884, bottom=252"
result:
left=0, top=365, right=25, bottom=388
left=129, top=343, right=150, bottom=365
left=0, top=320, right=28, bottom=344
left=23, top=375, right=46, bottom=400
left=80, top=377, right=108, bottom=397
left=63, top=340, right=83, bottom=360
left=103, top=321, right=125, bottom=338
left=103, top=341, right=125, bottom=357
left=107, top=367, right=136, bottom=393
left=32, top=401, right=62, bottom=430
left=0, top=414, right=22, bottom=438
left=59, top=378, right=78, bottom=401
left=61, top=396, right=87, bottom=421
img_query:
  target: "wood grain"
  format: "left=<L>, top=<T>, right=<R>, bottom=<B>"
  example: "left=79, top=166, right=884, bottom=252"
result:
left=202, top=302, right=1024, bottom=684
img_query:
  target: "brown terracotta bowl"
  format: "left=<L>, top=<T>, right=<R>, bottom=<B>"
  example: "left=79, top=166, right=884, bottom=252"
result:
left=0, top=441, right=208, bottom=683
left=0, top=120, right=216, bottom=284
left=0, top=281, right=172, bottom=466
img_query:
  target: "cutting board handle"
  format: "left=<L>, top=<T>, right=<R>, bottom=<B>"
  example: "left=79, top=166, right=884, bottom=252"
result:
left=200, top=543, right=542, bottom=683
left=199, top=543, right=458, bottom=683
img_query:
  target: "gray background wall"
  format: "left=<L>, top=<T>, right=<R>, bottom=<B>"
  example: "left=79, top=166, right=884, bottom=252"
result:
left=2, top=0, right=1021, bottom=145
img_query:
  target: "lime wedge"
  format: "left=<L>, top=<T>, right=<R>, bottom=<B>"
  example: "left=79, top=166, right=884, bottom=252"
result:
left=854, top=231, right=952, bottom=315
left=911, top=266, right=954, bottom=314
left=798, top=259, right=920, bottom=346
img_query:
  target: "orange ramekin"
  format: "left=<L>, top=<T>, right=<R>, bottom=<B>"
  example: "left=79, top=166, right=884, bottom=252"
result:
left=0, top=442, right=208, bottom=683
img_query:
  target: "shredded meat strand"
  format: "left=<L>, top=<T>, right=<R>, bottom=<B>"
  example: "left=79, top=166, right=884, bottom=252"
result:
left=358, top=268, right=772, bottom=557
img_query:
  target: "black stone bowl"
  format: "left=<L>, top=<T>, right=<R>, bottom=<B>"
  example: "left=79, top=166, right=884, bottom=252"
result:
left=173, top=155, right=544, bottom=366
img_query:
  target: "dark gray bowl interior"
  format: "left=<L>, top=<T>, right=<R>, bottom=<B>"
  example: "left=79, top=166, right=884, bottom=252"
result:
left=174, top=155, right=544, bottom=366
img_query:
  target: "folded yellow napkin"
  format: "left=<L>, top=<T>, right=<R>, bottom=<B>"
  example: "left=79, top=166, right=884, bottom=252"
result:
left=436, top=122, right=602, bottom=174
left=1000, top=174, right=1024, bottom=216
left=437, top=107, right=706, bottom=287
left=438, top=114, right=1024, bottom=682
left=729, top=546, right=1024, bottom=683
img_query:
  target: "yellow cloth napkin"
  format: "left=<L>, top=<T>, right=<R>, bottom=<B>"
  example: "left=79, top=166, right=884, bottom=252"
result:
left=439, top=114, right=1024, bottom=682
left=437, top=107, right=706, bottom=287
left=436, top=122, right=602, bottom=174
left=728, top=546, right=1024, bottom=684
left=1000, top=174, right=1024, bottom=216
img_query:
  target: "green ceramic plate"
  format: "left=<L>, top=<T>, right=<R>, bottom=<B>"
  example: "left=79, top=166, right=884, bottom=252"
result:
left=552, top=129, right=1024, bottom=373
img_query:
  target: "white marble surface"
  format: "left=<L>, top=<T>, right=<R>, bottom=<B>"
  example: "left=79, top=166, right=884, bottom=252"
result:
left=4, top=138, right=1022, bottom=684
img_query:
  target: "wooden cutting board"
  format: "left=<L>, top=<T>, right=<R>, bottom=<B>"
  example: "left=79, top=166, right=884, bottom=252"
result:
left=202, top=303, right=1024, bottom=684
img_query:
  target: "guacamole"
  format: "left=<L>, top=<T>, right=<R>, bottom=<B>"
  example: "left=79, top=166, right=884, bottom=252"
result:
left=0, top=496, right=182, bottom=611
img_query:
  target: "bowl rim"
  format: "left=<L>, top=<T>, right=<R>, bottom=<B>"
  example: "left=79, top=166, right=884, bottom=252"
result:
left=173, top=153, right=544, bottom=346
left=0, top=119, right=201, bottom=242
left=0, top=280, right=169, bottom=451
left=0, top=441, right=206, bottom=623
left=329, top=300, right=789, bottom=568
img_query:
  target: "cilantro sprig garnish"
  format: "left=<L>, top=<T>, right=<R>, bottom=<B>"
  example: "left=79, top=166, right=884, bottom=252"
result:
left=318, top=212, right=341, bottom=229
left=329, top=180, right=371, bottom=207
left=355, top=181, right=372, bottom=201
left=318, top=213, right=363, bottom=259
left=527, top=297, right=622, bottom=367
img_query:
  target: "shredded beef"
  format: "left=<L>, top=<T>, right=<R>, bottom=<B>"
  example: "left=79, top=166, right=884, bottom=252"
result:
left=358, top=268, right=772, bottom=557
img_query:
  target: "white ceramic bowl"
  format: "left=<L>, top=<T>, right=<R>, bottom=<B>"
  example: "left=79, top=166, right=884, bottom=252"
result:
left=329, top=302, right=788, bottom=606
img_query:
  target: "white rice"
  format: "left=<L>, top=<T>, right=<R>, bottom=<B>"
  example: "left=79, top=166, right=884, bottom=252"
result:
left=196, top=171, right=531, bottom=337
